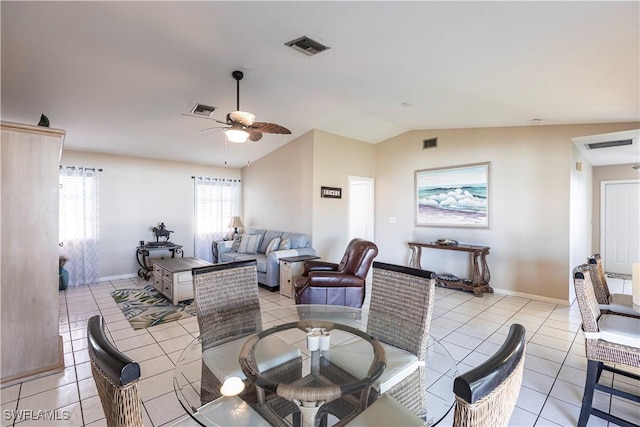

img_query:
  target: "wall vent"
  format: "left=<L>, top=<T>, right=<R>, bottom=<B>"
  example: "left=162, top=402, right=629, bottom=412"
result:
left=285, top=36, right=330, bottom=57
left=191, top=104, right=216, bottom=117
left=423, top=138, right=438, bottom=149
left=587, top=139, right=633, bottom=149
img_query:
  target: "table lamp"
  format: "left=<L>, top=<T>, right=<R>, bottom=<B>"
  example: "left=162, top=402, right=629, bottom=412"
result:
left=228, top=216, right=244, bottom=237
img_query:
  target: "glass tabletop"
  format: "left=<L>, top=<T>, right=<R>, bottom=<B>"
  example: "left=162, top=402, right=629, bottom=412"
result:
left=173, top=304, right=457, bottom=426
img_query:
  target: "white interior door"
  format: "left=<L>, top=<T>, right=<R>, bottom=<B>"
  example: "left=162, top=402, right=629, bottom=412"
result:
left=348, top=176, right=374, bottom=242
left=601, top=180, right=640, bottom=275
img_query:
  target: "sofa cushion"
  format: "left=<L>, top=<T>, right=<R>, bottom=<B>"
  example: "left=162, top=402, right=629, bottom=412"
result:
left=265, top=237, right=281, bottom=255
left=281, top=232, right=307, bottom=249
left=239, top=234, right=261, bottom=254
left=231, top=234, right=242, bottom=252
left=259, top=231, right=283, bottom=253
left=219, top=253, right=267, bottom=273
left=278, top=238, right=291, bottom=250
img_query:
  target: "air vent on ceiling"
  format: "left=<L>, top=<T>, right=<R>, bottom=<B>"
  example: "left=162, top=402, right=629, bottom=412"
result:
left=191, top=104, right=216, bottom=117
left=423, top=138, right=438, bottom=149
left=285, top=36, right=330, bottom=57
left=586, top=139, right=633, bottom=150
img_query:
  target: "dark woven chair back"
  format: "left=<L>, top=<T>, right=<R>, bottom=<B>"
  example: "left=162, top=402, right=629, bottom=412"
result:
left=368, top=262, right=436, bottom=359
left=587, top=254, right=611, bottom=304
left=573, top=264, right=602, bottom=335
left=192, top=260, right=262, bottom=348
left=87, top=315, right=143, bottom=427
left=453, top=323, right=526, bottom=427
left=337, top=238, right=379, bottom=279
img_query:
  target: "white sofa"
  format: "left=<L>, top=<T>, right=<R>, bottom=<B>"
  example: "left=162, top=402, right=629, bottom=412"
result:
left=215, top=228, right=316, bottom=290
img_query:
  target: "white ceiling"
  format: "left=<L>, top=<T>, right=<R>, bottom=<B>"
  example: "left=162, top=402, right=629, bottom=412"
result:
left=2, top=1, right=639, bottom=168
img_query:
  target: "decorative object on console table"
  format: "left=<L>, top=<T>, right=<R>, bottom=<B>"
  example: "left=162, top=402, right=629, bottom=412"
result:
left=415, top=162, right=490, bottom=228
left=279, top=255, right=320, bottom=298
left=408, top=241, right=492, bottom=296
left=228, top=216, right=244, bottom=238
left=152, top=222, right=174, bottom=243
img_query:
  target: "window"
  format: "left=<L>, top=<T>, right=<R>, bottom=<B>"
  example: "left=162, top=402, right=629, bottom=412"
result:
left=59, top=166, right=100, bottom=286
left=194, top=177, right=241, bottom=262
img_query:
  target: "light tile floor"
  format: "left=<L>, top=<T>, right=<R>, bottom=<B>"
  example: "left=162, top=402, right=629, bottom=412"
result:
left=1, top=276, right=639, bottom=427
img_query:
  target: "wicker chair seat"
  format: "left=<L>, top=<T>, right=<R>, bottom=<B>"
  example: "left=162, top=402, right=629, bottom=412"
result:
left=172, top=395, right=270, bottom=426
left=344, top=394, right=424, bottom=427
left=202, top=334, right=302, bottom=380
left=595, top=314, right=640, bottom=347
left=323, top=339, right=420, bottom=394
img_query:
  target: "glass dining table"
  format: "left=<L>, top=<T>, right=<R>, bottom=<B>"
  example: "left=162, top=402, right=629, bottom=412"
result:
left=173, top=304, right=457, bottom=426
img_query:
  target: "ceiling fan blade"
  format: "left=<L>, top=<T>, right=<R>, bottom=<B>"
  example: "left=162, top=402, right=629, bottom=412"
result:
left=251, top=122, right=291, bottom=134
left=248, top=130, right=263, bottom=142
left=197, top=126, right=227, bottom=134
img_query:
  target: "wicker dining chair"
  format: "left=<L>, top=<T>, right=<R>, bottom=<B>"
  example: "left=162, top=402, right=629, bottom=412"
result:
left=322, top=262, right=436, bottom=417
left=345, top=323, right=526, bottom=427
left=587, top=254, right=639, bottom=317
left=87, top=315, right=143, bottom=427
left=192, top=260, right=302, bottom=405
left=453, top=323, right=526, bottom=427
left=573, top=264, right=640, bottom=427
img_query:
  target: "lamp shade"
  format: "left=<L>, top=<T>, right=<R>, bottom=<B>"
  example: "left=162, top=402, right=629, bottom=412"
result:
left=225, top=129, right=249, bottom=143
left=228, top=216, right=244, bottom=229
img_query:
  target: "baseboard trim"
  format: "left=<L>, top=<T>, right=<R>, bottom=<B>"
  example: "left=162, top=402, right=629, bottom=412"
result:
left=99, top=273, right=138, bottom=282
left=492, top=287, right=570, bottom=306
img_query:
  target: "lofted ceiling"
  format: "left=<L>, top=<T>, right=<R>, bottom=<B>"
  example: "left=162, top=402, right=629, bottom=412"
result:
left=1, top=1, right=638, bottom=168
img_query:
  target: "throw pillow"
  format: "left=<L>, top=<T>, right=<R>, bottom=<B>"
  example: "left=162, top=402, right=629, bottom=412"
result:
left=231, top=234, right=242, bottom=252
left=278, top=237, right=291, bottom=251
left=239, top=233, right=261, bottom=254
left=265, top=237, right=281, bottom=254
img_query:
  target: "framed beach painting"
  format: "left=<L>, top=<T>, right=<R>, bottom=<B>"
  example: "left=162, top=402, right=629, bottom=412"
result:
left=415, top=162, right=490, bottom=228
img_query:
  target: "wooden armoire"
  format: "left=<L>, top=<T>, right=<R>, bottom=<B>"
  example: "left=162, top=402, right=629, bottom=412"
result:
left=1, top=121, right=65, bottom=384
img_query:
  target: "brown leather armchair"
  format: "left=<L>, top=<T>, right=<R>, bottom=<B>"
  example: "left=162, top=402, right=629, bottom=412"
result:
left=294, top=238, right=378, bottom=308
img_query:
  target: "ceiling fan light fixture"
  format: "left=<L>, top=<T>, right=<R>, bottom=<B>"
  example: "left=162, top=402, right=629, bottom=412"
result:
left=225, top=128, right=249, bottom=143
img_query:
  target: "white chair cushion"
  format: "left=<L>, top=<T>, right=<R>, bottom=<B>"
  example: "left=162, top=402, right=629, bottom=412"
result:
left=598, top=314, right=640, bottom=348
left=345, top=394, right=424, bottom=427
left=202, top=334, right=301, bottom=381
left=171, top=396, right=270, bottom=426
left=323, top=340, right=419, bottom=394
left=606, top=293, right=639, bottom=316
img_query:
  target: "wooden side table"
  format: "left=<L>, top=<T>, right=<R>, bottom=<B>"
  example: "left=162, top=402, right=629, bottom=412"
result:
left=279, top=255, right=320, bottom=298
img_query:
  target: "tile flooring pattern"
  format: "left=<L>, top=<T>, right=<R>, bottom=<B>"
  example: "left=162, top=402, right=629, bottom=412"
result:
left=1, top=276, right=639, bottom=427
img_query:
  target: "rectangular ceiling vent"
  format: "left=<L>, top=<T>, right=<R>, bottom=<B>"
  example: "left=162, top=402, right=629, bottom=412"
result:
left=191, top=104, right=216, bottom=117
left=423, top=138, right=438, bottom=149
left=587, top=139, right=633, bottom=150
left=285, top=36, right=330, bottom=57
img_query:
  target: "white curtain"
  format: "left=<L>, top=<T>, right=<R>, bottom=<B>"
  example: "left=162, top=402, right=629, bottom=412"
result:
left=194, top=177, right=241, bottom=262
left=59, top=166, right=100, bottom=286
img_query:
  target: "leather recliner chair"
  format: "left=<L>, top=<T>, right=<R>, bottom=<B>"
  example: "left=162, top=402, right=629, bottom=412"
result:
left=294, top=238, right=378, bottom=308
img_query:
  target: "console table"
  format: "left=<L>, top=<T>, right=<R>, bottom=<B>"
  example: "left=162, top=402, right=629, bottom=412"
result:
left=408, top=242, right=492, bottom=296
left=136, top=243, right=183, bottom=280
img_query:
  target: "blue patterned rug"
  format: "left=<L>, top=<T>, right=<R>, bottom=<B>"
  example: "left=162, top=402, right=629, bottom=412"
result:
left=111, top=285, right=196, bottom=330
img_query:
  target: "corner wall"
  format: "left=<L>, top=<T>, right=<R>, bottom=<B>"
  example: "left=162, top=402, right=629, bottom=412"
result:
left=374, top=122, right=639, bottom=303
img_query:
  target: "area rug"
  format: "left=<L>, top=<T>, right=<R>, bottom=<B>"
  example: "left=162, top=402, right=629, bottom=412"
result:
left=111, top=285, right=196, bottom=330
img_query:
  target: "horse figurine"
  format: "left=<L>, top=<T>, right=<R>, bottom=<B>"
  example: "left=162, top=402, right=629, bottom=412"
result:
left=152, top=222, right=174, bottom=242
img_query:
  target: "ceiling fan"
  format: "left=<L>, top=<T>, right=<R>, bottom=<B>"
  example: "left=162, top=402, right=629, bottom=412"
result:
left=194, top=70, right=291, bottom=143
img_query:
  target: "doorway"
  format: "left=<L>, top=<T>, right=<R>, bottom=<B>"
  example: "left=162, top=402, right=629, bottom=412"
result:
left=348, top=176, right=374, bottom=242
left=601, top=179, right=640, bottom=275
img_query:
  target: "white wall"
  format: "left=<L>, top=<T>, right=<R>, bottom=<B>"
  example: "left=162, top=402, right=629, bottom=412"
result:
left=241, top=131, right=314, bottom=236
left=60, top=150, right=240, bottom=279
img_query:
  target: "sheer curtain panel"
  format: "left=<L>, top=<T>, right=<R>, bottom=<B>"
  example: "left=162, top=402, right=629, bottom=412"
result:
left=194, top=177, right=241, bottom=262
left=59, top=166, right=100, bottom=286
